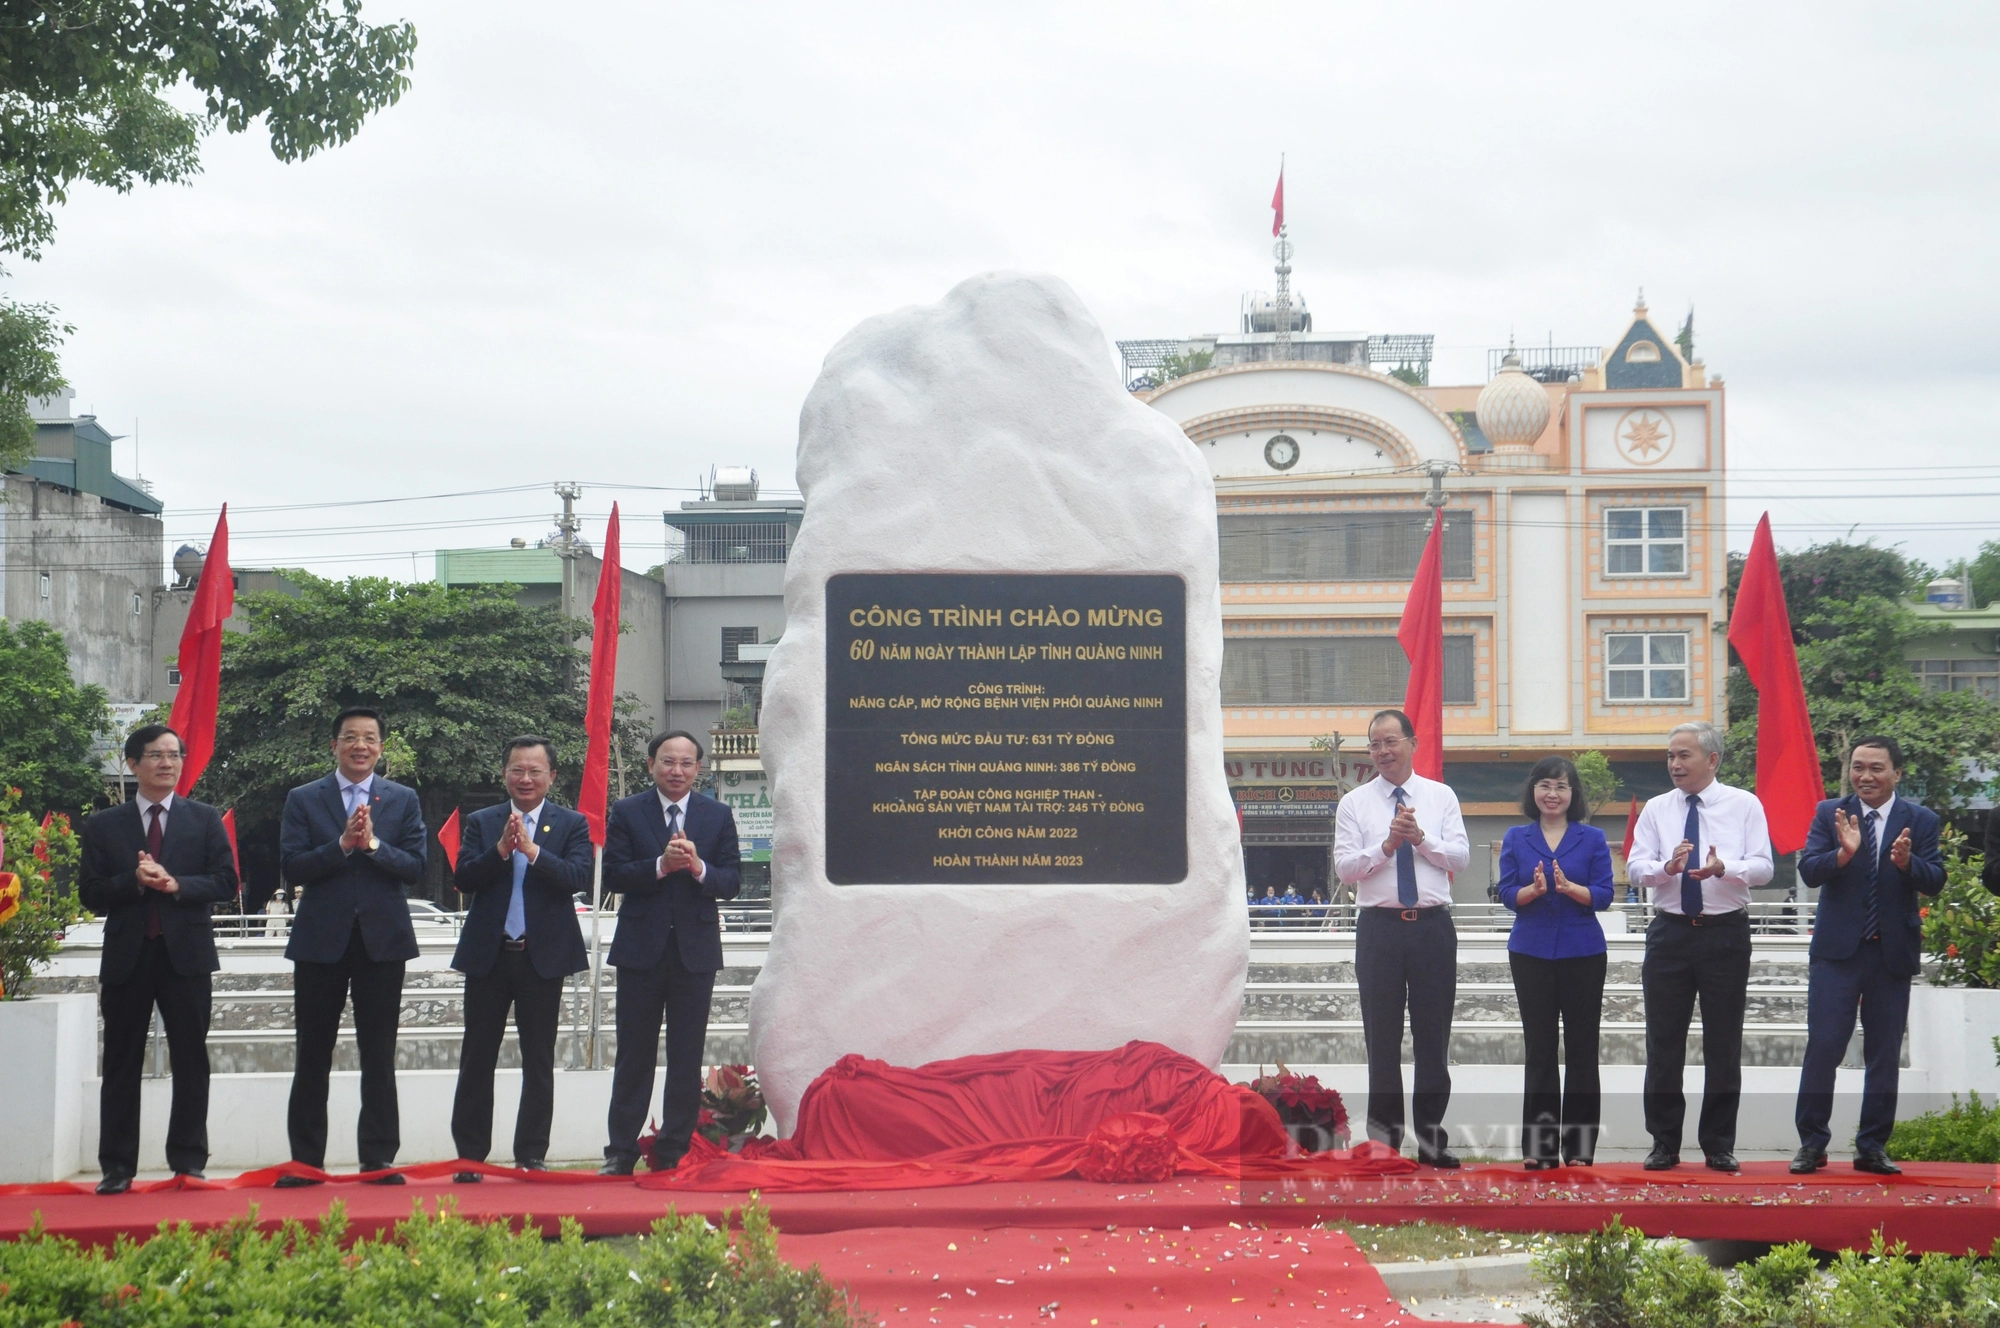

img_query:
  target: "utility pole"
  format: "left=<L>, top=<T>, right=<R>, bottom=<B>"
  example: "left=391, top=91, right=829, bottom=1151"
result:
left=552, top=482, right=584, bottom=620
left=1421, top=460, right=1451, bottom=530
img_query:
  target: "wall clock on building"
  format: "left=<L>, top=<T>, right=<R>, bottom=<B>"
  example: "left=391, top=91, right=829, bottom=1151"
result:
left=1264, top=434, right=1300, bottom=470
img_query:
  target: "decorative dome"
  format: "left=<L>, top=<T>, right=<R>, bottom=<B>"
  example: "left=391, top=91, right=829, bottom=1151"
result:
left=1475, top=342, right=1551, bottom=450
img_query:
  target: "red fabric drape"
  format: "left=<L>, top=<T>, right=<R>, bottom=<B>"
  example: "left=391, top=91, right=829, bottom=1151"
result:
left=1621, top=795, right=1641, bottom=862
left=220, top=809, right=240, bottom=881
left=641, top=1042, right=1417, bottom=1193
left=578, top=505, right=621, bottom=846
left=1397, top=516, right=1445, bottom=781
left=169, top=508, right=233, bottom=796
left=437, top=808, right=461, bottom=870
left=1727, top=514, right=1825, bottom=854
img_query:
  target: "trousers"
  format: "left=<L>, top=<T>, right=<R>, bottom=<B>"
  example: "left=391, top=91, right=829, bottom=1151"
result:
left=99, top=936, right=212, bottom=1176
left=450, top=944, right=567, bottom=1163
left=1354, top=907, right=1457, bottom=1153
left=1642, top=910, right=1751, bottom=1155
left=1795, top=941, right=1910, bottom=1154
left=1509, top=949, right=1606, bottom=1164
left=289, top=923, right=405, bottom=1167
left=605, top=944, right=716, bottom=1166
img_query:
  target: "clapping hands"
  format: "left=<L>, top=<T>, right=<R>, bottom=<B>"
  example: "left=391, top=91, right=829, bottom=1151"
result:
left=1382, top=804, right=1425, bottom=856
left=135, top=851, right=179, bottom=894
left=1516, top=860, right=1590, bottom=908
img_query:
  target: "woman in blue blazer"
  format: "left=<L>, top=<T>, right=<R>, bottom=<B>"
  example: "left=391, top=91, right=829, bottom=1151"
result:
left=1496, top=756, right=1615, bottom=1168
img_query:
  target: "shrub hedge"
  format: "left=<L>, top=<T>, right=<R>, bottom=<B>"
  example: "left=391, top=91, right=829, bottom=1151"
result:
left=0, top=1199, right=862, bottom=1328
left=1528, top=1218, right=2000, bottom=1328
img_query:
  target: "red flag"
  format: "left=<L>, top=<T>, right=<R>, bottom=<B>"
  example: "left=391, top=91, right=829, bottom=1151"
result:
left=1727, top=513, right=1825, bottom=853
left=34, top=811, right=51, bottom=863
left=168, top=507, right=234, bottom=796
left=1270, top=166, right=1285, bottom=236
left=1396, top=515, right=1446, bottom=782
left=437, top=807, right=462, bottom=871
left=579, top=505, right=623, bottom=846
left=1620, top=795, right=1641, bottom=862
left=220, top=808, right=240, bottom=882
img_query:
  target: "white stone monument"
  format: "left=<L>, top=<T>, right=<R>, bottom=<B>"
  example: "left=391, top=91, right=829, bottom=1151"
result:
left=748, top=272, right=1248, bottom=1132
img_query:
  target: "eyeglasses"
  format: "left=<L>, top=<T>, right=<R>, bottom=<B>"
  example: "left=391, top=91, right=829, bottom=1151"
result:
left=505, top=766, right=551, bottom=779
left=336, top=735, right=382, bottom=748
left=655, top=759, right=700, bottom=772
left=138, top=749, right=184, bottom=764
left=1366, top=738, right=1409, bottom=752
left=1534, top=781, right=1571, bottom=794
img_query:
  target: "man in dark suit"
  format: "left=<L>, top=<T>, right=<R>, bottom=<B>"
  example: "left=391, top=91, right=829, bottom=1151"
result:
left=277, top=706, right=426, bottom=1185
left=78, top=724, right=239, bottom=1193
left=447, top=735, right=591, bottom=1180
left=599, top=730, right=741, bottom=1173
left=1792, top=736, right=1946, bottom=1176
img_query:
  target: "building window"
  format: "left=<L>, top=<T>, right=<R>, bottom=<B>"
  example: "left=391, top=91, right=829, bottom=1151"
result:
left=677, top=522, right=791, bottom=564
left=1606, top=632, right=1689, bottom=701
left=1223, top=635, right=1476, bottom=706
left=132, top=591, right=143, bottom=615
left=166, top=667, right=182, bottom=686
left=721, top=626, right=759, bottom=664
left=38, top=572, right=50, bottom=599
left=1915, top=658, right=2000, bottom=703
left=1604, top=507, right=1686, bottom=576
left=1219, top=510, right=1475, bottom=582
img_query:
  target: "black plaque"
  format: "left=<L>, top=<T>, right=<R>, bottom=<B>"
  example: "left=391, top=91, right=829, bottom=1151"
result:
left=825, top=572, right=1187, bottom=885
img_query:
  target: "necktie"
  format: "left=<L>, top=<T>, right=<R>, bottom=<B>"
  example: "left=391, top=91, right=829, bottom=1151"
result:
left=145, top=804, right=165, bottom=939
left=1679, top=793, right=1703, bottom=918
left=505, top=812, right=531, bottom=939
left=1392, top=787, right=1419, bottom=908
left=1861, top=809, right=1880, bottom=940
left=665, top=803, right=683, bottom=868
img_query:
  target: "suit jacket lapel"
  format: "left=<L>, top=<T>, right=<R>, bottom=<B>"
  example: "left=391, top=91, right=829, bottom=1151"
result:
left=1883, top=799, right=1915, bottom=886
left=319, top=774, right=349, bottom=832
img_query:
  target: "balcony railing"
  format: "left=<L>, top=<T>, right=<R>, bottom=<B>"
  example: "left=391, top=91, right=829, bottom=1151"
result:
left=709, top=727, right=760, bottom=761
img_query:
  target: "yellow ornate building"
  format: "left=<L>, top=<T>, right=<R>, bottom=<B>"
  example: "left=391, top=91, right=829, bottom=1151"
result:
left=1126, top=293, right=1727, bottom=898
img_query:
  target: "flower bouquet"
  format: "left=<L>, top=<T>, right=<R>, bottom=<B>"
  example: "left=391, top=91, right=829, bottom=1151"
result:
left=697, top=1064, right=768, bottom=1149
left=1248, top=1061, right=1350, bottom=1154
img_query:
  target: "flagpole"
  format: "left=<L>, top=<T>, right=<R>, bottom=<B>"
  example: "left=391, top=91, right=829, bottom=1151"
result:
left=587, top=844, right=605, bottom=1069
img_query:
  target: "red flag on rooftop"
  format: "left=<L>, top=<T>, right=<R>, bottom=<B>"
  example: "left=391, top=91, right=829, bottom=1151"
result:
left=579, top=504, right=622, bottom=846
left=437, top=807, right=462, bottom=871
left=1397, top=515, right=1445, bottom=782
left=168, top=507, right=233, bottom=796
left=1270, top=165, right=1285, bottom=237
left=1726, top=513, right=1825, bottom=854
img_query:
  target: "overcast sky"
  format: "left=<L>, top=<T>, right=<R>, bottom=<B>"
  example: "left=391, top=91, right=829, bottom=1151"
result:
left=14, top=0, right=1999, bottom=580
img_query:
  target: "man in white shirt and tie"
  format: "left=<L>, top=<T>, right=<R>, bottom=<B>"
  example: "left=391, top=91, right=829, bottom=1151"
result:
left=1333, top=709, right=1472, bottom=1167
left=1625, top=720, right=1773, bottom=1173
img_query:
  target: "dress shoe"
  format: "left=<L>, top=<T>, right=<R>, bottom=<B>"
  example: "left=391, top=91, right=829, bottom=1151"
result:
left=1790, top=1146, right=1828, bottom=1175
left=1704, top=1151, right=1740, bottom=1173
left=1522, top=1158, right=1556, bottom=1171
left=1854, top=1150, right=1903, bottom=1176
left=452, top=1171, right=483, bottom=1184
left=598, top=1156, right=637, bottom=1176
left=273, top=1174, right=322, bottom=1189
left=1642, top=1144, right=1680, bottom=1171
left=1564, top=1158, right=1594, bottom=1168
left=175, top=1169, right=205, bottom=1182
left=362, top=1168, right=405, bottom=1186
left=95, top=1173, right=133, bottom=1195
left=516, top=1158, right=548, bottom=1172
left=1417, top=1148, right=1461, bottom=1170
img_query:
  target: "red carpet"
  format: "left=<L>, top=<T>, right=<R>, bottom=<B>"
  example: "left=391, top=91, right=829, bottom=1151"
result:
left=4, top=1163, right=1998, bottom=1255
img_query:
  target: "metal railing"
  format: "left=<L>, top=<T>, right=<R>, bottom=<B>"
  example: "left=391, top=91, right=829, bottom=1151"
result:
left=1245, top=899, right=1819, bottom=935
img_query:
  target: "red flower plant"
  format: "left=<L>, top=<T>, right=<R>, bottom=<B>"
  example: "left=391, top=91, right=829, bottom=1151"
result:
left=1248, top=1061, right=1350, bottom=1152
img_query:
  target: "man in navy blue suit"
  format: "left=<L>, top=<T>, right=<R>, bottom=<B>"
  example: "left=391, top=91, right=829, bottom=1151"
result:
left=447, top=735, right=591, bottom=1180
left=276, top=706, right=427, bottom=1185
left=1792, top=736, right=1945, bottom=1176
left=598, top=730, right=741, bottom=1173
left=79, top=724, right=239, bottom=1193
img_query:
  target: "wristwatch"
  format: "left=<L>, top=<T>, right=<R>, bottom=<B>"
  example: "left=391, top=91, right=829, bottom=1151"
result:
left=366, top=835, right=380, bottom=853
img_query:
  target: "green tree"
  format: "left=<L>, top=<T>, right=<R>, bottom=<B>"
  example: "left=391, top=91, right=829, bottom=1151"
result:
left=0, top=617, right=111, bottom=813
left=1724, top=538, right=1914, bottom=616
left=1959, top=539, right=2000, bottom=610
left=1570, top=750, right=1619, bottom=819
left=0, top=1, right=418, bottom=471
left=195, top=573, right=652, bottom=899
left=1152, top=348, right=1213, bottom=384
